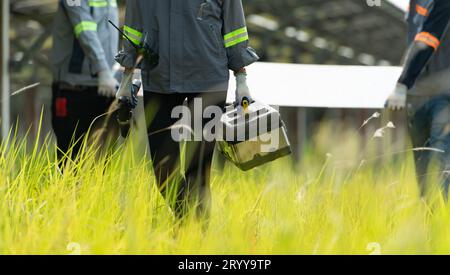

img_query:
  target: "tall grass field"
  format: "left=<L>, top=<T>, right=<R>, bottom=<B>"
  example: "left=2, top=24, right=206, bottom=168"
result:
left=0, top=116, right=449, bottom=255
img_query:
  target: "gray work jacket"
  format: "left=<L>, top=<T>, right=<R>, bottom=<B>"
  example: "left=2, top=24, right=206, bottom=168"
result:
left=115, top=0, right=259, bottom=93
left=52, top=0, right=119, bottom=87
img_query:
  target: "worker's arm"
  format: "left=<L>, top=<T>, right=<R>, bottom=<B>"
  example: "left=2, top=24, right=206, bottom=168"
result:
left=398, top=0, right=450, bottom=89
left=61, top=0, right=109, bottom=74
left=115, top=0, right=143, bottom=70
left=115, top=0, right=143, bottom=98
left=222, top=0, right=259, bottom=72
left=386, top=0, right=450, bottom=110
left=222, top=0, right=259, bottom=107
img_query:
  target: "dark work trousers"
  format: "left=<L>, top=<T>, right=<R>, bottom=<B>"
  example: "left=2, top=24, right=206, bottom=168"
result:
left=51, top=83, right=118, bottom=163
left=407, top=94, right=450, bottom=198
left=143, top=91, right=227, bottom=220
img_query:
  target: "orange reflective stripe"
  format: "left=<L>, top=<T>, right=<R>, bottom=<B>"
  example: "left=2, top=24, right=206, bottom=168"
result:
left=415, top=32, right=440, bottom=50
left=415, top=4, right=429, bottom=16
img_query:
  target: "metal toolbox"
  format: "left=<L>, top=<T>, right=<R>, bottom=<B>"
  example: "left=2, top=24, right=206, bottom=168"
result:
left=217, top=101, right=292, bottom=171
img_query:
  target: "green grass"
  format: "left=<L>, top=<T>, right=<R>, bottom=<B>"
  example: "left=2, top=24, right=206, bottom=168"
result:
left=0, top=120, right=449, bottom=255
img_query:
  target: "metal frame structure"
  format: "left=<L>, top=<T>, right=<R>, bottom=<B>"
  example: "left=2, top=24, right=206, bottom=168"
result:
left=8, top=0, right=407, bottom=73
left=245, top=0, right=407, bottom=65
left=1, top=0, right=11, bottom=140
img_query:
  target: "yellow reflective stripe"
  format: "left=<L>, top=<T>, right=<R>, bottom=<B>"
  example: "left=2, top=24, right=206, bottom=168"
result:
left=74, top=21, right=97, bottom=38
left=124, top=26, right=143, bottom=39
left=224, top=27, right=249, bottom=48
left=123, top=25, right=143, bottom=45
left=88, top=0, right=108, bottom=7
left=225, top=35, right=249, bottom=48
left=224, top=27, right=247, bottom=41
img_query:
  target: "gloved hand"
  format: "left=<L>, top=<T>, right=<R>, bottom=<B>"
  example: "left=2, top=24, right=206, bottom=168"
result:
left=385, top=83, right=408, bottom=111
left=235, top=71, right=253, bottom=109
left=116, top=69, right=133, bottom=99
left=115, top=69, right=139, bottom=138
left=98, top=69, right=119, bottom=98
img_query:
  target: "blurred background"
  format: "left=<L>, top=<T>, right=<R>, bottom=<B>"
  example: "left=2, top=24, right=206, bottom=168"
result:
left=1, top=0, right=410, bottom=164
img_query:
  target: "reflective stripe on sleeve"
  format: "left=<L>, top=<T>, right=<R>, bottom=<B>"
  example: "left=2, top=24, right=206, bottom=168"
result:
left=224, top=27, right=249, bottom=48
left=415, top=4, right=429, bottom=16
left=415, top=32, right=440, bottom=50
left=74, top=21, right=97, bottom=38
left=88, top=0, right=108, bottom=7
left=123, top=25, right=143, bottom=46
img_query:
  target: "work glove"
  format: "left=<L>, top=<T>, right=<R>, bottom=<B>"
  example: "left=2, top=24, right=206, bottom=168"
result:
left=116, top=69, right=133, bottom=99
left=116, top=69, right=138, bottom=108
left=115, top=70, right=140, bottom=138
left=385, top=83, right=408, bottom=111
left=98, top=69, right=119, bottom=98
left=235, top=72, right=253, bottom=109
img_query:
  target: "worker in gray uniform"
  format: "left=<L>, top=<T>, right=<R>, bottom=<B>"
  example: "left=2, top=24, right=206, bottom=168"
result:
left=115, top=0, right=259, bottom=219
left=386, top=0, right=450, bottom=197
left=51, top=0, right=119, bottom=162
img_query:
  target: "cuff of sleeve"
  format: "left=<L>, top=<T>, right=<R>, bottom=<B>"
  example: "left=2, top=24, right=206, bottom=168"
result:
left=398, top=79, right=414, bottom=90
left=228, top=47, right=260, bottom=72
left=115, top=51, right=139, bottom=69
left=92, top=59, right=110, bottom=75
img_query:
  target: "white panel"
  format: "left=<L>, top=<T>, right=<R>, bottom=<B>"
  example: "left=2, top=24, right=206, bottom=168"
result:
left=227, top=62, right=402, bottom=109
left=387, top=0, right=409, bottom=11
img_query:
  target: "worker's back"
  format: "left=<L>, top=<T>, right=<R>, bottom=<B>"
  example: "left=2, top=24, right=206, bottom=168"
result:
left=116, top=0, right=259, bottom=94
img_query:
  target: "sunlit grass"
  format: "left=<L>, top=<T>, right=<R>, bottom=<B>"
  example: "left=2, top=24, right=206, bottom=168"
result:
left=0, top=119, right=449, bottom=255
